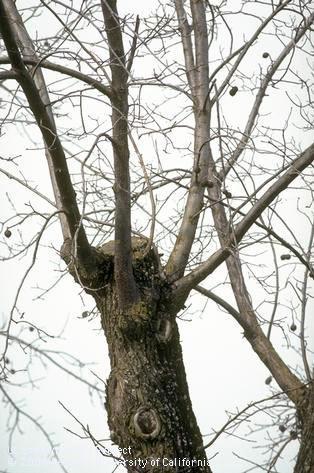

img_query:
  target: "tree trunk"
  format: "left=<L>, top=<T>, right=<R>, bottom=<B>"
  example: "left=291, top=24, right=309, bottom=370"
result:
left=294, top=381, right=314, bottom=473
left=62, top=238, right=212, bottom=473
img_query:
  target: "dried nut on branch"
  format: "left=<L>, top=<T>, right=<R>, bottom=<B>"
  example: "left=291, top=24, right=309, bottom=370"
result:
left=4, top=228, right=12, bottom=238
left=229, top=86, right=238, bottom=96
left=133, top=407, right=161, bottom=440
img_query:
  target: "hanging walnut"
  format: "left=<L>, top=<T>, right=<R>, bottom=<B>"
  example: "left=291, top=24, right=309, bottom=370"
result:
left=229, top=86, right=238, bottom=96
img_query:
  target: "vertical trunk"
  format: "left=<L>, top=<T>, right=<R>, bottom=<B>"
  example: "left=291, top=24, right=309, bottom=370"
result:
left=95, top=238, right=212, bottom=472
left=294, top=381, right=314, bottom=473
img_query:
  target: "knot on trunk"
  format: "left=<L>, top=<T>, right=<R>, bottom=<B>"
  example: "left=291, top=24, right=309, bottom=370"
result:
left=156, top=317, right=172, bottom=343
left=133, top=407, right=161, bottom=440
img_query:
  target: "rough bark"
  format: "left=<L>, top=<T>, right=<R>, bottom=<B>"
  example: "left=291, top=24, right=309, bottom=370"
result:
left=294, top=381, right=314, bottom=473
left=62, top=237, right=212, bottom=473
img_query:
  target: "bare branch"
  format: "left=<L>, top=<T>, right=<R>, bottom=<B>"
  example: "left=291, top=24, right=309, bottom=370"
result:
left=0, top=56, right=112, bottom=98
left=0, top=68, right=17, bottom=81
left=210, top=0, right=292, bottom=106
left=101, top=0, right=138, bottom=307
left=174, top=143, right=314, bottom=303
left=4, top=334, right=105, bottom=394
left=235, top=144, right=314, bottom=243
left=126, top=15, right=140, bottom=73
left=0, top=210, right=64, bottom=362
left=0, top=0, right=94, bottom=269
left=0, top=384, right=69, bottom=473
left=219, top=10, right=314, bottom=181
left=166, top=0, right=213, bottom=279
left=195, top=284, right=241, bottom=321
left=129, top=132, right=156, bottom=255
left=204, top=391, right=294, bottom=450
left=174, top=0, right=196, bottom=92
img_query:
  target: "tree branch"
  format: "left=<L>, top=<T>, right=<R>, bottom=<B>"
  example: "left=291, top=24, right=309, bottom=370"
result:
left=174, top=0, right=196, bottom=93
left=175, top=145, right=314, bottom=406
left=5, top=334, right=105, bottom=394
left=1, top=0, right=70, bottom=241
left=0, top=0, right=94, bottom=270
left=195, top=285, right=241, bottom=321
left=173, top=143, right=314, bottom=304
left=223, top=250, right=304, bottom=406
left=234, top=143, right=314, bottom=243
left=0, top=56, right=112, bottom=98
left=209, top=0, right=292, bottom=106
left=0, top=68, right=17, bottom=81
left=219, top=10, right=314, bottom=181
left=101, top=0, right=138, bottom=307
left=0, top=383, right=69, bottom=473
left=166, top=0, right=213, bottom=280
left=126, top=15, right=140, bottom=73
